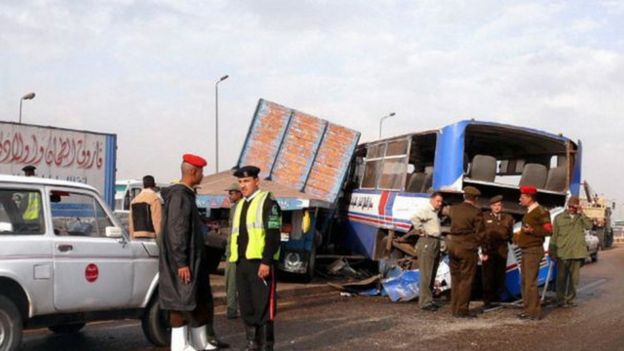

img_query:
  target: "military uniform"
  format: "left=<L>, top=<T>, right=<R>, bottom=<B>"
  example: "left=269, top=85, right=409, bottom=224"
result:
left=230, top=166, right=281, bottom=351
left=513, top=187, right=552, bottom=319
left=447, top=186, right=484, bottom=317
left=481, top=197, right=514, bottom=306
left=550, top=197, right=592, bottom=307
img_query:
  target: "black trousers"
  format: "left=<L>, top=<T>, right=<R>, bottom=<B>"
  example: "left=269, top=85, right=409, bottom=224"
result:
left=482, top=250, right=507, bottom=304
left=236, top=258, right=277, bottom=327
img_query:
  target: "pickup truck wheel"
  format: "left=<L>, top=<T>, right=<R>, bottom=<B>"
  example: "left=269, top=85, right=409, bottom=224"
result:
left=142, top=296, right=170, bottom=347
left=48, top=323, right=85, bottom=334
left=0, top=295, right=23, bottom=351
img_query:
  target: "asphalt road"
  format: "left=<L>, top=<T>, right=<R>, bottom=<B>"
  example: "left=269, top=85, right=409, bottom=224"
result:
left=22, top=245, right=624, bottom=350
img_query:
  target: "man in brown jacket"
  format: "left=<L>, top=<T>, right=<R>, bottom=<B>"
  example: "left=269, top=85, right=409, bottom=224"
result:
left=481, top=195, right=514, bottom=308
left=129, top=175, right=163, bottom=239
left=447, top=186, right=484, bottom=318
left=513, top=185, right=552, bottom=320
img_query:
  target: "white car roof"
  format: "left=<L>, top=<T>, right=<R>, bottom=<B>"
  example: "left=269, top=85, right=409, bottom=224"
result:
left=0, top=174, right=98, bottom=192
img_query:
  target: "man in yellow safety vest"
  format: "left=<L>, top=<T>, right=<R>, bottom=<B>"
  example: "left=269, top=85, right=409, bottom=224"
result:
left=229, top=165, right=281, bottom=351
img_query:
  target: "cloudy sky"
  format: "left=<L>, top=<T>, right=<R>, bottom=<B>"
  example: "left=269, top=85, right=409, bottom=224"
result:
left=1, top=1, right=623, bottom=215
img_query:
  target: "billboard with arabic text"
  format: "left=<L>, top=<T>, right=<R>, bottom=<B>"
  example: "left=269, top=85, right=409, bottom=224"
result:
left=0, top=122, right=117, bottom=207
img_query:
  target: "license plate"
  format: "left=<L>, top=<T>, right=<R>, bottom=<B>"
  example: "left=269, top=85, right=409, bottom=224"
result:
left=280, top=233, right=290, bottom=242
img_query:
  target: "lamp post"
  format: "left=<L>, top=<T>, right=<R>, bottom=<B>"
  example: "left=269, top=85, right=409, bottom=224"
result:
left=215, top=75, right=229, bottom=173
left=19, top=92, right=36, bottom=124
left=378, top=112, right=396, bottom=139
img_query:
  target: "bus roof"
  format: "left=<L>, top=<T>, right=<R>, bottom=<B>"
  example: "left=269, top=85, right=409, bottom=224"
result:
left=360, top=120, right=577, bottom=147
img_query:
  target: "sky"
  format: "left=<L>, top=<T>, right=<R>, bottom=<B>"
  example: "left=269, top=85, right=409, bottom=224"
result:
left=1, top=0, right=623, bottom=217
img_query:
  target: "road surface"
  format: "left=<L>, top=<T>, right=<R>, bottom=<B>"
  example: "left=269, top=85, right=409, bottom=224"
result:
left=22, top=245, right=624, bottom=350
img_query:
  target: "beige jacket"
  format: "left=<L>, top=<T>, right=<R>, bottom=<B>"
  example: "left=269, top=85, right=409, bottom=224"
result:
left=129, top=188, right=163, bottom=239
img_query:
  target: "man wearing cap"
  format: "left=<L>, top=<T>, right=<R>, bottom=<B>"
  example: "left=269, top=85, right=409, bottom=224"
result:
left=159, top=154, right=220, bottom=351
left=447, top=186, right=484, bottom=318
left=224, top=183, right=243, bottom=319
left=513, top=185, right=552, bottom=320
left=20, top=165, right=41, bottom=223
left=411, top=192, right=444, bottom=311
left=129, top=175, right=163, bottom=239
left=229, top=166, right=281, bottom=351
left=550, top=196, right=592, bottom=308
left=22, top=165, right=36, bottom=177
left=481, top=195, right=514, bottom=309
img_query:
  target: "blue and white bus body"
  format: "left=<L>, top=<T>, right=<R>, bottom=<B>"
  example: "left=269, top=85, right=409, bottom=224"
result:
left=344, top=120, right=582, bottom=299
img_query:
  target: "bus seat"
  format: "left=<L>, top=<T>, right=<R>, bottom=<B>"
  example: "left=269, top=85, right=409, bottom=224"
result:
left=545, top=166, right=566, bottom=192
left=519, top=163, right=548, bottom=189
left=407, top=172, right=426, bottom=193
left=469, top=155, right=497, bottom=182
left=422, top=173, right=433, bottom=193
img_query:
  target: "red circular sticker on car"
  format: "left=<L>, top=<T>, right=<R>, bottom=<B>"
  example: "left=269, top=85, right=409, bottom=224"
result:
left=85, top=263, right=99, bottom=283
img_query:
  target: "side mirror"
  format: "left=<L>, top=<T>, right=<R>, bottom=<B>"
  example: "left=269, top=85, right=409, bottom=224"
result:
left=105, top=226, right=123, bottom=238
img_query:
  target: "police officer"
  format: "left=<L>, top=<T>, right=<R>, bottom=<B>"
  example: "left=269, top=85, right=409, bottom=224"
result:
left=20, top=165, right=41, bottom=222
left=22, top=165, right=36, bottom=177
left=513, top=185, right=552, bottom=320
left=229, top=166, right=281, bottom=351
left=224, top=183, right=243, bottom=319
left=481, top=195, right=514, bottom=309
left=447, top=186, right=484, bottom=318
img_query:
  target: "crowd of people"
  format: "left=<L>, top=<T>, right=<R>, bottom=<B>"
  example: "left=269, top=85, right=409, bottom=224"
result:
left=412, top=185, right=593, bottom=321
left=122, top=153, right=592, bottom=351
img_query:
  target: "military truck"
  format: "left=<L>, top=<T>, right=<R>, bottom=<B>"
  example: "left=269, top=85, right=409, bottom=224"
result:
left=581, top=181, right=614, bottom=249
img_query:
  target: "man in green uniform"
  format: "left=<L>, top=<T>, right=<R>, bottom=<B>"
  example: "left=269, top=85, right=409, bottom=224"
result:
left=411, top=192, right=444, bottom=311
left=230, top=166, right=281, bottom=351
left=481, top=195, right=514, bottom=309
left=224, top=183, right=243, bottom=319
left=550, top=196, right=592, bottom=307
left=513, top=185, right=552, bottom=320
left=447, top=186, right=484, bottom=318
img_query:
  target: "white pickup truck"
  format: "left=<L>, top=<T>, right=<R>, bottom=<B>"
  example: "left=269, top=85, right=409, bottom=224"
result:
left=0, top=175, right=168, bottom=351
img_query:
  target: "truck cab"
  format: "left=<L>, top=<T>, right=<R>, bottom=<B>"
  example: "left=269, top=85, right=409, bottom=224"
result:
left=0, top=175, right=168, bottom=351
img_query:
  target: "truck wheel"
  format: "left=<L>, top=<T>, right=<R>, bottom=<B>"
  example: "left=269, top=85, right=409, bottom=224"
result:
left=142, top=295, right=170, bottom=347
left=0, top=295, right=23, bottom=351
left=48, top=323, right=85, bottom=334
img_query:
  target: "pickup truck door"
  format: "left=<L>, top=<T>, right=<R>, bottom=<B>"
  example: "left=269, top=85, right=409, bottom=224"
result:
left=49, top=187, right=134, bottom=312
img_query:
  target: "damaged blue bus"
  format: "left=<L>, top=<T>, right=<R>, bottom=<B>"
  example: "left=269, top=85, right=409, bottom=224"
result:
left=343, top=120, right=582, bottom=299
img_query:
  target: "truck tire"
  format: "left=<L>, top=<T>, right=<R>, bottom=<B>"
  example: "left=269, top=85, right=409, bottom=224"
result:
left=0, top=295, right=23, bottom=351
left=141, top=294, right=170, bottom=347
left=48, top=323, right=85, bottom=334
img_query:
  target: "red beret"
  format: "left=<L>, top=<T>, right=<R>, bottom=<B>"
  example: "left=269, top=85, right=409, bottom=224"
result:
left=183, top=154, right=207, bottom=168
left=520, top=186, right=537, bottom=195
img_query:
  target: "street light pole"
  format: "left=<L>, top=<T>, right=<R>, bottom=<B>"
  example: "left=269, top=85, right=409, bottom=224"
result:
left=378, top=112, right=396, bottom=139
left=215, top=75, right=229, bottom=173
left=19, top=92, right=36, bottom=124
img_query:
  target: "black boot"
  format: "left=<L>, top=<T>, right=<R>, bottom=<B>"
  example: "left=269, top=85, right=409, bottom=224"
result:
left=258, top=322, right=274, bottom=351
left=243, top=325, right=259, bottom=351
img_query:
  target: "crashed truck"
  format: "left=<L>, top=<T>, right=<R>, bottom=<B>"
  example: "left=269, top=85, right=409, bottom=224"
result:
left=196, top=99, right=360, bottom=280
left=342, top=121, right=583, bottom=300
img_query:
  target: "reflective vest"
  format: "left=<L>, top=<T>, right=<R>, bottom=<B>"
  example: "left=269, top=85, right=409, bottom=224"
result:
left=229, top=191, right=280, bottom=262
left=22, top=192, right=40, bottom=221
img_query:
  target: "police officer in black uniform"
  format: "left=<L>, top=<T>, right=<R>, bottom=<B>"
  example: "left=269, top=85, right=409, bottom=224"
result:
left=229, top=166, right=281, bottom=351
